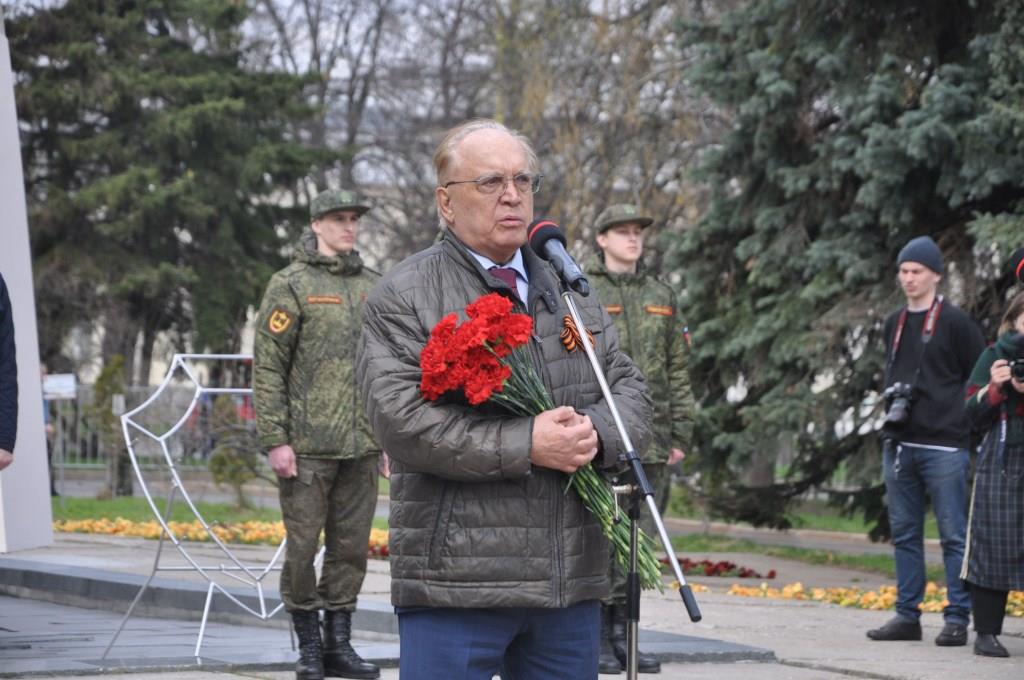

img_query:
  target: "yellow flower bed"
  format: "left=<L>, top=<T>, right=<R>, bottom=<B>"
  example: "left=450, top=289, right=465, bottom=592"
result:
left=723, top=581, right=1024, bottom=617
left=53, top=518, right=1024, bottom=618
left=53, top=518, right=390, bottom=555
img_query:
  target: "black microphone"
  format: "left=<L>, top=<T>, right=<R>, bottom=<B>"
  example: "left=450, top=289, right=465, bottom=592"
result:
left=528, top=219, right=590, bottom=296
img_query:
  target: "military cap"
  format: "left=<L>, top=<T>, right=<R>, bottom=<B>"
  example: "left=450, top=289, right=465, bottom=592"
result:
left=595, top=204, right=654, bottom=234
left=310, top=189, right=371, bottom=220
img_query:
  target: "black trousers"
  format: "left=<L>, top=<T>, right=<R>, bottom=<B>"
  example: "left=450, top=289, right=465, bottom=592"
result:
left=969, top=582, right=1008, bottom=635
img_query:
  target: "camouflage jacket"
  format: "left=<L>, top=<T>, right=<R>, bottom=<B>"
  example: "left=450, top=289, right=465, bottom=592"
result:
left=585, top=255, right=695, bottom=463
left=253, top=232, right=380, bottom=458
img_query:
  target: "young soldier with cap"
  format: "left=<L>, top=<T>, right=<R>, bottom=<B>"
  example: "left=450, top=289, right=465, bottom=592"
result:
left=867, top=235, right=985, bottom=647
left=254, top=189, right=382, bottom=680
left=587, top=204, right=695, bottom=674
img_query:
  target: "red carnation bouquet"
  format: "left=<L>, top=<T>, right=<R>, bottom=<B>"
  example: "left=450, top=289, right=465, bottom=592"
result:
left=419, top=293, right=662, bottom=590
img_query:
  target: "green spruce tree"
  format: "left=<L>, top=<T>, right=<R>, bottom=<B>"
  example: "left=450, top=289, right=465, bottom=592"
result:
left=10, top=0, right=325, bottom=378
left=676, top=0, right=1024, bottom=536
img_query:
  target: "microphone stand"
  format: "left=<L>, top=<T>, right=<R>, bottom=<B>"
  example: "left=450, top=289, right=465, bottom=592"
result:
left=560, top=284, right=701, bottom=680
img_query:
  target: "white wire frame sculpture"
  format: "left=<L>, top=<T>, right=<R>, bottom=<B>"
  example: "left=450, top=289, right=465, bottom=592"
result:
left=104, top=353, right=294, bottom=658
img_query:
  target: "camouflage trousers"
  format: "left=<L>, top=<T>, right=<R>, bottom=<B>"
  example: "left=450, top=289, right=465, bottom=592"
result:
left=279, top=455, right=378, bottom=613
left=605, top=462, right=667, bottom=605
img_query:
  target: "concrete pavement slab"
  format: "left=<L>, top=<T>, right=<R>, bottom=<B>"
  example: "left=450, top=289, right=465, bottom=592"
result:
left=4, top=531, right=1020, bottom=679
left=0, top=595, right=398, bottom=677
left=0, top=663, right=873, bottom=680
left=638, top=587, right=1024, bottom=680
left=0, top=533, right=773, bottom=675
left=0, top=595, right=768, bottom=677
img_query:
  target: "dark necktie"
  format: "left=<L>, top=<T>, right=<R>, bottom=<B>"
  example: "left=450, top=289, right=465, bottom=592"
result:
left=489, top=266, right=521, bottom=301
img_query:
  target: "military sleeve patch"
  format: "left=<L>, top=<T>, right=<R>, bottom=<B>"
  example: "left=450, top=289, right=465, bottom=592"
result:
left=604, top=304, right=624, bottom=315
left=267, top=307, right=295, bottom=334
left=644, top=305, right=673, bottom=317
left=307, top=295, right=343, bottom=305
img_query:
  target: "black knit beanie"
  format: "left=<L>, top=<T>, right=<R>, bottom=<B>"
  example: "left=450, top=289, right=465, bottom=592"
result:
left=1010, top=247, right=1024, bottom=283
left=897, top=236, right=943, bottom=274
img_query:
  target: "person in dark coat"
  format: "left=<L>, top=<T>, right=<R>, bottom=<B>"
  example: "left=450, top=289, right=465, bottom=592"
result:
left=962, top=291, right=1024, bottom=658
left=867, top=236, right=986, bottom=646
left=356, top=119, right=652, bottom=680
left=0, top=273, right=16, bottom=472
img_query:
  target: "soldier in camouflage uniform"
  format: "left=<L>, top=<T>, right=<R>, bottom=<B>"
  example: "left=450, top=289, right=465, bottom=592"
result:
left=586, top=203, right=696, bottom=675
left=253, top=189, right=381, bottom=680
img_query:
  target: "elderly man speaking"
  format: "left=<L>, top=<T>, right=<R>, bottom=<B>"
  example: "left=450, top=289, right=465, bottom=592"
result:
left=355, top=119, right=652, bottom=679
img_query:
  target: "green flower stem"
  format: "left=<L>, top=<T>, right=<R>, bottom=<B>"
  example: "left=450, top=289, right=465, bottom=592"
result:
left=493, top=346, right=663, bottom=591
left=570, top=465, right=663, bottom=590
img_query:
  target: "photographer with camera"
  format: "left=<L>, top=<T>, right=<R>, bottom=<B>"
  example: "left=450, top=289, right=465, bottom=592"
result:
left=961, top=292, right=1024, bottom=658
left=867, top=236, right=985, bottom=647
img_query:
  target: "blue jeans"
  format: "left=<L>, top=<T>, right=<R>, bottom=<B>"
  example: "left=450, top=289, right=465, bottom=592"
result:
left=397, top=600, right=600, bottom=679
left=883, top=441, right=970, bottom=626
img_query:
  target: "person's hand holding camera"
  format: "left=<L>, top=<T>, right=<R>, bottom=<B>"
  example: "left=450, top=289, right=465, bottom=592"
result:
left=990, top=359, right=1024, bottom=394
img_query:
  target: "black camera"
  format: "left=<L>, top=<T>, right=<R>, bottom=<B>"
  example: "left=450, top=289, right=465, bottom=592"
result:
left=883, top=382, right=914, bottom=428
left=1008, top=333, right=1024, bottom=382
left=1011, top=359, right=1024, bottom=382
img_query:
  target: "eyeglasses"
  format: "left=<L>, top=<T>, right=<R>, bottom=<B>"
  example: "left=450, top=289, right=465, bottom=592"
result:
left=442, top=172, right=543, bottom=196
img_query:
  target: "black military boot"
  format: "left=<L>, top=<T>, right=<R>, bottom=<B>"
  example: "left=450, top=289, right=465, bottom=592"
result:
left=291, top=611, right=325, bottom=680
left=599, top=603, right=622, bottom=674
left=322, top=610, right=380, bottom=679
left=610, top=604, right=661, bottom=673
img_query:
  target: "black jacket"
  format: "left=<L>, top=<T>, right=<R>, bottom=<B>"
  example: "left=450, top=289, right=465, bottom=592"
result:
left=0, top=274, right=17, bottom=453
left=883, top=299, right=984, bottom=448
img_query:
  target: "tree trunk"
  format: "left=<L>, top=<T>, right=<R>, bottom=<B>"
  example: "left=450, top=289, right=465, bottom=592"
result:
left=115, top=444, right=134, bottom=497
left=101, top=307, right=136, bottom=384
left=139, top=321, right=157, bottom=387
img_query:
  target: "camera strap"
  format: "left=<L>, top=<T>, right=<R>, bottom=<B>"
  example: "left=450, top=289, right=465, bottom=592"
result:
left=885, top=295, right=944, bottom=479
left=886, top=294, right=944, bottom=380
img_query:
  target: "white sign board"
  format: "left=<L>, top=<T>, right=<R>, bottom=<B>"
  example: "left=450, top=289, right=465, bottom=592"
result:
left=43, top=373, right=77, bottom=401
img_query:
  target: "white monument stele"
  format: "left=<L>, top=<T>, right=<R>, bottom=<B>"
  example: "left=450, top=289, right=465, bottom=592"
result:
left=0, top=7, right=55, bottom=552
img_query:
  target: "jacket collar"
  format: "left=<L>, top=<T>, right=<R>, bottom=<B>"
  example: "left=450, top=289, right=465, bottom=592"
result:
left=441, top=230, right=560, bottom=313
left=586, top=252, right=648, bottom=284
left=294, top=230, right=365, bottom=275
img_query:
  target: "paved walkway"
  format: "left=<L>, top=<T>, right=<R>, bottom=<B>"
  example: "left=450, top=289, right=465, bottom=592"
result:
left=1, top=533, right=1020, bottom=679
left=4, top=471, right=1001, bottom=678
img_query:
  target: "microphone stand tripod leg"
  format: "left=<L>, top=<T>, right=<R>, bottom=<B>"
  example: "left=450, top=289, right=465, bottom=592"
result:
left=626, top=487, right=641, bottom=679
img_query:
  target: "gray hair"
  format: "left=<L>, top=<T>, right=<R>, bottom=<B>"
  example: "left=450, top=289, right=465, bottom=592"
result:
left=432, top=119, right=539, bottom=186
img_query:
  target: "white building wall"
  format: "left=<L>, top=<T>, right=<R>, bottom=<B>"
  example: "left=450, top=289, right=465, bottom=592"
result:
left=0, top=12, right=54, bottom=552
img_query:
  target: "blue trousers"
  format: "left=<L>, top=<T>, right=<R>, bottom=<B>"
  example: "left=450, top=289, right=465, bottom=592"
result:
left=397, top=600, right=600, bottom=680
left=883, top=441, right=970, bottom=626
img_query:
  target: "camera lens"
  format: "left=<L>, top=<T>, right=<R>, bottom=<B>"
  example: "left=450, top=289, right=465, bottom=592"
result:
left=885, top=396, right=911, bottom=427
left=1011, top=360, right=1024, bottom=381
